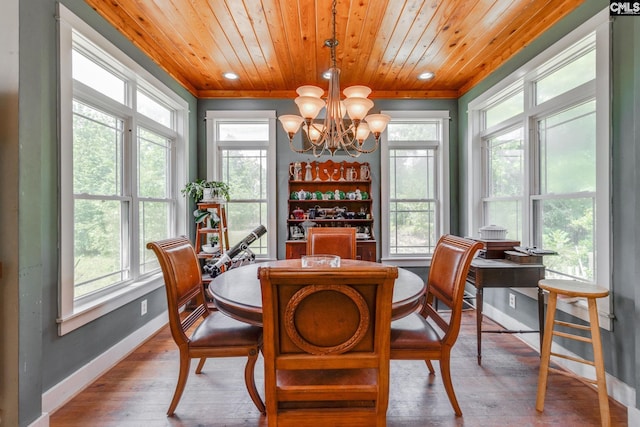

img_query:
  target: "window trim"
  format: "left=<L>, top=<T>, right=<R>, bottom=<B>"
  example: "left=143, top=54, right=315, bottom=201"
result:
left=57, top=4, right=189, bottom=335
left=205, top=110, right=277, bottom=261
left=380, top=110, right=451, bottom=267
left=466, top=8, right=611, bottom=328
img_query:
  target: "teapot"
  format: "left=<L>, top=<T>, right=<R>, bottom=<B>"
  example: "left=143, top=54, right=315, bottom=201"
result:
left=292, top=207, right=304, bottom=219
left=296, top=189, right=307, bottom=200
left=289, top=162, right=302, bottom=181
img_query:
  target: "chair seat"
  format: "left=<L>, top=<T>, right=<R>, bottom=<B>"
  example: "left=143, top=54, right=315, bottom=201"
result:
left=390, top=313, right=443, bottom=350
left=190, top=312, right=263, bottom=348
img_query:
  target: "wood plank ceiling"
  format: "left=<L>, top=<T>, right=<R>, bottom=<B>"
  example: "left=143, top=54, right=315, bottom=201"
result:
left=85, top=0, right=586, bottom=99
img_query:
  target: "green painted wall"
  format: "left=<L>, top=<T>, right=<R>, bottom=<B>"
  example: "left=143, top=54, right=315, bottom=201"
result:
left=16, top=1, right=198, bottom=425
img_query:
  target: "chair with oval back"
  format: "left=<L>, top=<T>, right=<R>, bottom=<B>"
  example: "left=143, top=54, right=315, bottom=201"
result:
left=389, top=234, right=483, bottom=416
left=146, top=236, right=265, bottom=416
left=259, top=264, right=398, bottom=426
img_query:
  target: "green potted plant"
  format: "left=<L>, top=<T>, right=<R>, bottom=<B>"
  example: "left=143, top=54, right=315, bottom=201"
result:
left=181, top=180, right=230, bottom=203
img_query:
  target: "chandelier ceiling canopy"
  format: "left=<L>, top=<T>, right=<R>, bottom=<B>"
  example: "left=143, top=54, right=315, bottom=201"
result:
left=278, top=0, right=390, bottom=158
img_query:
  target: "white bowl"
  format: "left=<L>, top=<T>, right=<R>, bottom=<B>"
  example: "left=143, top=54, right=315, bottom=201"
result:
left=201, top=244, right=219, bottom=254
left=479, top=225, right=508, bottom=240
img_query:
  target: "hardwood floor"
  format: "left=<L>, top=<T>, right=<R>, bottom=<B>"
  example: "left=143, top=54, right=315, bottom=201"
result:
left=50, top=312, right=627, bottom=426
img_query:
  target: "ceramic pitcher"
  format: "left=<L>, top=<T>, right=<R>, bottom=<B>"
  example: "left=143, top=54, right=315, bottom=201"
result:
left=360, top=164, right=370, bottom=180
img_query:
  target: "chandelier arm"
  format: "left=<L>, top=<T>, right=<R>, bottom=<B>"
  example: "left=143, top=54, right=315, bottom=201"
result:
left=288, top=137, right=317, bottom=154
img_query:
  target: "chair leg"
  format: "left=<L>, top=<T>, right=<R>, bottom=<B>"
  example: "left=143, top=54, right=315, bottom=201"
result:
left=167, top=351, right=190, bottom=416
left=588, top=298, right=610, bottom=427
left=195, top=357, right=206, bottom=374
left=425, top=359, right=435, bottom=374
left=536, top=292, right=558, bottom=412
left=439, top=354, right=462, bottom=416
left=244, top=346, right=266, bottom=414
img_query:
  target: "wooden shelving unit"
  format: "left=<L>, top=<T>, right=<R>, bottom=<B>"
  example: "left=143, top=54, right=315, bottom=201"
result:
left=285, top=159, right=376, bottom=261
left=195, top=202, right=229, bottom=259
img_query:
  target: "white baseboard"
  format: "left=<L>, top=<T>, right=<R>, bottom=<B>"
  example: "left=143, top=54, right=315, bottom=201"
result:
left=33, top=312, right=168, bottom=427
left=628, top=405, right=640, bottom=426
left=482, top=303, right=636, bottom=412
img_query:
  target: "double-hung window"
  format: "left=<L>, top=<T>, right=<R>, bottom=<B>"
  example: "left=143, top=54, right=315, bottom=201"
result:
left=58, top=5, right=189, bottom=334
left=467, top=10, right=611, bottom=326
left=381, top=111, right=450, bottom=266
left=205, top=111, right=276, bottom=260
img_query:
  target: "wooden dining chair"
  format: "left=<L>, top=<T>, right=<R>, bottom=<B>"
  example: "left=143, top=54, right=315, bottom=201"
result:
left=390, top=234, right=482, bottom=416
left=146, top=236, right=265, bottom=416
left=305, top=226, right=357, bottom=259
left=259, top=264, right=398, bottom=426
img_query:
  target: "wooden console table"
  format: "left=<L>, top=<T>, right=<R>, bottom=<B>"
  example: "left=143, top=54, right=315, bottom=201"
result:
left=467, top=258, right=545, bottom=365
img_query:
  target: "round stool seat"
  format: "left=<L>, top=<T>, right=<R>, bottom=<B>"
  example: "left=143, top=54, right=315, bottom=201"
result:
left=538, top=279, right=609, bottom=299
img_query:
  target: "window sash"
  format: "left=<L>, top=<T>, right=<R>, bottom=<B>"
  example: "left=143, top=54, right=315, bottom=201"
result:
left=381, top=111, right=450, bottom=265
left=467, top=9, right=611, bottom=327
left=205, top=111, right=277, bottom=261
left=58, top=4, right=189, bottom=335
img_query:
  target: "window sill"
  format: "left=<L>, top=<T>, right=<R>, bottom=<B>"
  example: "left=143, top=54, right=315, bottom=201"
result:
left=57, top=273, right=165, bottom=335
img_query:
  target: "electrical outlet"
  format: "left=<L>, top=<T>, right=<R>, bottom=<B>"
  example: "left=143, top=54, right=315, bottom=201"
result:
left=141, top=299, right=147, bottom=316
left=509, top=293, right=516, bottom=309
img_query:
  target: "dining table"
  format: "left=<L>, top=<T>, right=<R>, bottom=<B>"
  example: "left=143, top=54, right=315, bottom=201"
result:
left=208, top=258, right=426, bottom=326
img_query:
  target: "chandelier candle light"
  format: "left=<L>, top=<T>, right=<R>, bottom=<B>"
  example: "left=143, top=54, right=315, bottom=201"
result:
left=278, top=0, right=390, bottom=157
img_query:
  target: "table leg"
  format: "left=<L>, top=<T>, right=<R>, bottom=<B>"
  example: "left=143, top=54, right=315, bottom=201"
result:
left=476, top=286, right=483, bottom=365
left=537, top=286, right=545, bottom=352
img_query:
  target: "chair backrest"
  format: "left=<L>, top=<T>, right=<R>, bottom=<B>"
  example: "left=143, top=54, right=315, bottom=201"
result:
left=146, top=236, right=210, bottom=347
left=423, top=235, right=483, bottom=345
left=306, top=227, right=357, bottom=259
left=259, top=264, right=398, bottom=424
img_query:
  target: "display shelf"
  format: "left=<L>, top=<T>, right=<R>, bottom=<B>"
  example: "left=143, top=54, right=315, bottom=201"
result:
left=286, top=159, right=376, bottom=261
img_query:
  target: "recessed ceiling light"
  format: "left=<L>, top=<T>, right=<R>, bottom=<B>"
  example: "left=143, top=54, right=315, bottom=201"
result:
left=223, top=72, right=239, bottom=80
left=418, top=71, right=435, bottom=81
left=322, top=70, right=332, bottom=80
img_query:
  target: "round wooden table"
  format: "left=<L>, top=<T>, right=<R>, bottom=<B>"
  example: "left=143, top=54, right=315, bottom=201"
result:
left=208, top=259, right=426, bottom=326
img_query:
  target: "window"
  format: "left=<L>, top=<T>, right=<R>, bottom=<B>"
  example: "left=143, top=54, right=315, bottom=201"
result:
left=206, top=111, right=276, bottom=260
left=381, top=111, right=450, bottom=265
left=468, top=10, right=610, bottom=326
left=58, top=5, right=189, bottom=334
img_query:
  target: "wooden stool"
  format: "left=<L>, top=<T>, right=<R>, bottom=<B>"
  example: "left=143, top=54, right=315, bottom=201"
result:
left=536, top=279, right=610, bottom=427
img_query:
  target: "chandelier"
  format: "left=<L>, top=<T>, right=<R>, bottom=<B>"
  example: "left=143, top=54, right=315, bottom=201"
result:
left=278, top=0, right=390, bottom=157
